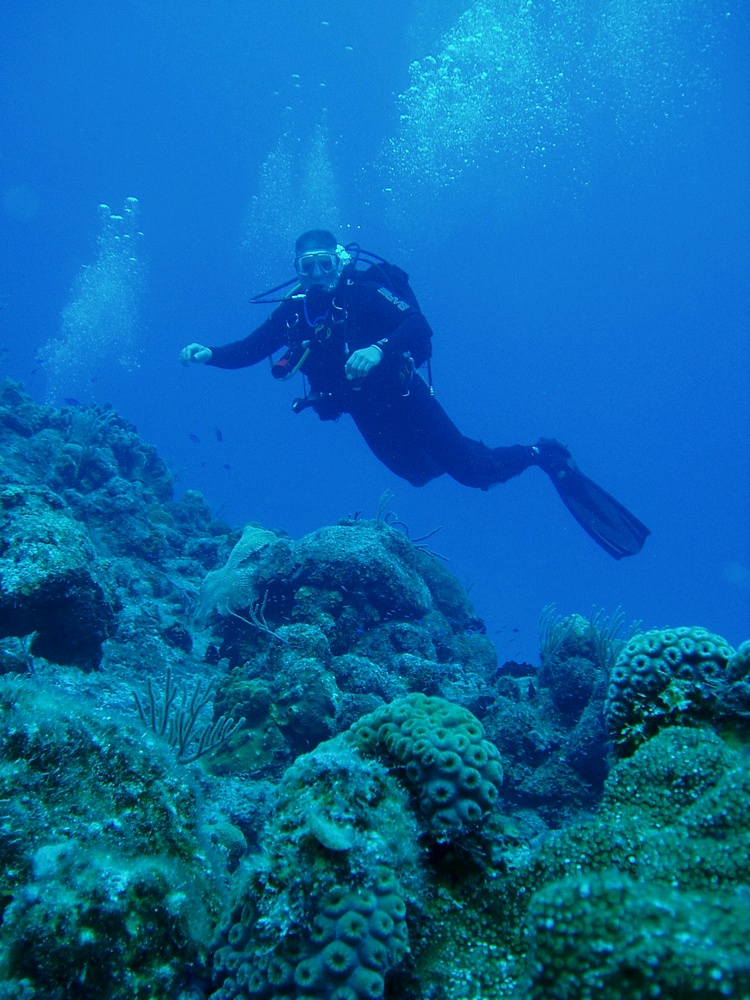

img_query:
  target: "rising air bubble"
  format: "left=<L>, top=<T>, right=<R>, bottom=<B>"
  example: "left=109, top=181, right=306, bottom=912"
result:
left=39, top=198, right=146, bottom=402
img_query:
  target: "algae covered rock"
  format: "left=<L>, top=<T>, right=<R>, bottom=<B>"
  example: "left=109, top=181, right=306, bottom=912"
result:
left=525, top=871, right=750, bottom=999
left=0, top=485, right=114, bottom=669
left=209, top=737, right=421, bottom=1000
left=0, top=677, right=219, bottom=998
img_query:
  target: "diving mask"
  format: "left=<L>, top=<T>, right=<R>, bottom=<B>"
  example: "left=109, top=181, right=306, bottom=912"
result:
left=294, top=250, right=340, bottom=277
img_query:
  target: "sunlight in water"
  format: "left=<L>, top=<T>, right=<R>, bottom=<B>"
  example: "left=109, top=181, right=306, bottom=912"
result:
left=381, top=0, right=726, bottom=231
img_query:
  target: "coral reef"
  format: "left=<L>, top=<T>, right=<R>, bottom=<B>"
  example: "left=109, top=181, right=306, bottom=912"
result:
left=201, top=516, right=499, bottom=779
left=201, top=515, right=493, bottom=671
left=482, top=611, right=617, bottom=827
left=0, top=377, right=748, bottom=999
left=0, top=380, right=235, bottom=633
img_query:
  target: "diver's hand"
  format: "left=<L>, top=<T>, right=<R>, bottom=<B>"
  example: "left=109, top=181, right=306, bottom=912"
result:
left=345, top=345, right=383, bottom=380
left=180, top=343, right=213, bottom=366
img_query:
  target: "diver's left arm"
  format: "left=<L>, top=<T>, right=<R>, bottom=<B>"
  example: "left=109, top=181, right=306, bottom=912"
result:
left=373, top=311, right=433, bottom=368
left=346, top=284, right=433, bottom=378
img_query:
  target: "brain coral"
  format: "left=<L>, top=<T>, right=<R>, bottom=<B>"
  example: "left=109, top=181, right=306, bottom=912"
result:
left=525, top=871, right=750, bottom=1000
left=347, top=693, right=503, bottom=841
left=605, top=626, right=734, bottom=752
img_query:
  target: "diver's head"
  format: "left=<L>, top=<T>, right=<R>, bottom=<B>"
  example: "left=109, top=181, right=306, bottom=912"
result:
left=294, top=229, right=344, bottom=292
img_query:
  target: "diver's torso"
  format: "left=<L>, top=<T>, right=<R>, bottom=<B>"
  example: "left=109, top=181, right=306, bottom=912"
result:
left=283, top=279, right=398, bottom=404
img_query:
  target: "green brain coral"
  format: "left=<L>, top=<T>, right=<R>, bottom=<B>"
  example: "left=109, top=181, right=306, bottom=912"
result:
left=605, top=626, right=734, bottom=752
left=347, top=693, right=503, bottom=841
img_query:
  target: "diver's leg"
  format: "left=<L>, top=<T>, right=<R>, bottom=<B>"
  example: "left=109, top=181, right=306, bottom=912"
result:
left=348, top=394, right=444, bottom=486
left=407, top=378, right=536, bottom=489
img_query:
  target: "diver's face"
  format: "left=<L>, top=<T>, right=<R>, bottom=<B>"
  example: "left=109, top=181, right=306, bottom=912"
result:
left=294, top=248, right=342, bottom=292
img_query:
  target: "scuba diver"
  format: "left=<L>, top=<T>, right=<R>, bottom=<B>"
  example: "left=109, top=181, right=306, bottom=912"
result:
left=180, top=229, right=650, bottom=558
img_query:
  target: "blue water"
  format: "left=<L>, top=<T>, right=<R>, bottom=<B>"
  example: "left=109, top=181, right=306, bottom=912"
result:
left=1, top=0, right=748, bottom=662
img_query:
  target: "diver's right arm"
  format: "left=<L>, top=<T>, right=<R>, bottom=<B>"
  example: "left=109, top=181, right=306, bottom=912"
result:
left=180, top=343, right=212, bottom=365
left=179, top=312, right=288, bottom=370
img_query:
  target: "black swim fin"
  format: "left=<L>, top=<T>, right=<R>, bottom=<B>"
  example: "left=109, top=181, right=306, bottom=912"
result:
left=533, top=440, right=650, bottom=559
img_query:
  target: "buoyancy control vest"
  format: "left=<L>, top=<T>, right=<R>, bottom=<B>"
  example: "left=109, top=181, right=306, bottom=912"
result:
left=256, top=247, right=430, bottom=402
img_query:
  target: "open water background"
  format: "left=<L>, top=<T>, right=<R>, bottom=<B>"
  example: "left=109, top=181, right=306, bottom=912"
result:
left=1, top=0, right=748, bottom=661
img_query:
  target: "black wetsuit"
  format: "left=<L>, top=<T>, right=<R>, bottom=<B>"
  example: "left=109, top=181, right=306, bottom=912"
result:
left=207, top=269, right=535, bottom=489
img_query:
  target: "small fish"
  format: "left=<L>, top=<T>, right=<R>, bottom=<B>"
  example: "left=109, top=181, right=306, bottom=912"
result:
left=188, top=433, right=200, bottom=444
left=214, top=426, right=223, bottom=442
left=64, top=397, right=81, bottom=407
left=222, top=463, right=231, bottom=470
